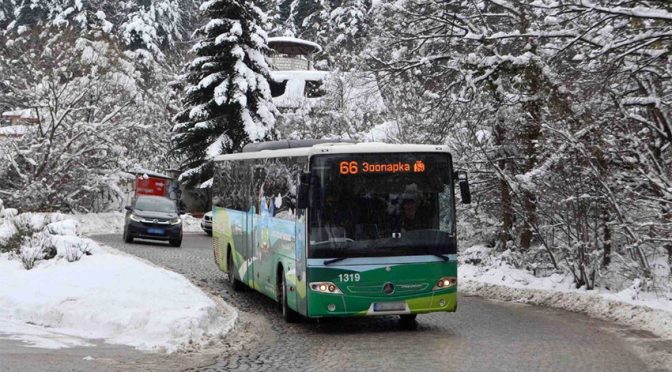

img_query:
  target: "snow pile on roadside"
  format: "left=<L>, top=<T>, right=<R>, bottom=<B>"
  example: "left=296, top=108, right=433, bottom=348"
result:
left=0, top=205, right=235, bottom=352
left=459, top=245, right=672, bottom=339
left=0, top=200, right=18, bottom=246
left=73, top=212, right=203, bottom=235
left=0, top=244, right=236, bottom=351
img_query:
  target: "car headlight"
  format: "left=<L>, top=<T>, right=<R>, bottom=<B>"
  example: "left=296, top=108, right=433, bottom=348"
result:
left=170, top=217, right=182, bottom=225
left=129, top=214, right=141, bottom=222
left=433, top=276, right=457, bottom=290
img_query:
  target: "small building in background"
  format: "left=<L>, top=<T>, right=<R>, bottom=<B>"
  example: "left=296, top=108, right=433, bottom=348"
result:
left=267, top=37, right=329, bottom=110
left=268, top=36, right=322, bottom=71
left=266, top=36, right=387, bottom=141
left=0, top=108, right=40, bottom=140
left=1, top=108, right=39, bottom=125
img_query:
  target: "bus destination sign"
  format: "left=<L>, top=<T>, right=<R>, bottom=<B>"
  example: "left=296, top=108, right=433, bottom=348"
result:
left=339, top=160, right=426, bottom=175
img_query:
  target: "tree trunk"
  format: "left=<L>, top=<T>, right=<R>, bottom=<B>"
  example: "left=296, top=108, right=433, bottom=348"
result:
left=519, top=62, right=543, bottom=251
left=494, top=121, right=513, bottom=250
left=600, top=205, right=612, bottom=267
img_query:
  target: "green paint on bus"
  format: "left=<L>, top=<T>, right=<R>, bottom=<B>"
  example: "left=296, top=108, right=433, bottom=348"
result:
left=211, top=144, right=467, bottom=321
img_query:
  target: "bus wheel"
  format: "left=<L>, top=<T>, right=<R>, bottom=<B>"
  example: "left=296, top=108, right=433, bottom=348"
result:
left=280, top=273, right=300, bottom=323
left=227, top=249, right=244, bottom=291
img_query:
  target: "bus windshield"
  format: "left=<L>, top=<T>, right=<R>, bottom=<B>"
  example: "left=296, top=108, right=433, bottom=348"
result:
left=308, top=153, right=455, bottom=259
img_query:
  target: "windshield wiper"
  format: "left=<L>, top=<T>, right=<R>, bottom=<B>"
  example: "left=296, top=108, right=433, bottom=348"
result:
left=323, top=257, right=347, bottom=265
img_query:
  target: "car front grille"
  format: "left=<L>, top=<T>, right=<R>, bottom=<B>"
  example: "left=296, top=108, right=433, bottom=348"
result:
left=139, top=218, right=171, bottom=226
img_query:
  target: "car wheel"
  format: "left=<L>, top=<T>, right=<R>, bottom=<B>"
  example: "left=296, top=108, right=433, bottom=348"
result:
left=123, top=228, right=133, bottom=243
left=206, top=230, right=213, bottom=236
left=169, top=237, right=182, bottom=247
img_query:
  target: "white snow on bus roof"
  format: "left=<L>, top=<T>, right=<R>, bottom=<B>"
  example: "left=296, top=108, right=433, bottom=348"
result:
left=267, top=37, right=322, bottom=53
left=214, top=143, right=449, bottom=162
left=309, top=142, right=449, bottom=155
left=214, top=147, right=311, bottom=161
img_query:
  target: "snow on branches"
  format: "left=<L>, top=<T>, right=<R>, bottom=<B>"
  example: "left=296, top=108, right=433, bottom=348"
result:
left=172, top=0, right=277, bottom=186
left=0, top=5, right=179, bottom=212
left=369, top=0, right=671, bottom=290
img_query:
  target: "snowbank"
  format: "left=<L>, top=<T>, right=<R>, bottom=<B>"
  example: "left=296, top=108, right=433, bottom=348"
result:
left=0, top=208, right=235, bottom=352
left=3, top=211, right=204, bottom=238
left=67, top=212, right=203, bottom=235
left=460, top=245, right=672, bottom=339
left=0, top=243, right=236, bottom=352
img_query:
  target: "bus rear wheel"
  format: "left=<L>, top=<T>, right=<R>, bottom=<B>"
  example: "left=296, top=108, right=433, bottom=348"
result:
left=280, top=273, right=300, bottom=323
left=227, top=249, right=244, bottom=291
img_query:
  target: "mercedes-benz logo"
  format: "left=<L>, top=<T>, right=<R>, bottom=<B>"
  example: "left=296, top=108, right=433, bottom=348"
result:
left=383, top=282, right=395, bottom=295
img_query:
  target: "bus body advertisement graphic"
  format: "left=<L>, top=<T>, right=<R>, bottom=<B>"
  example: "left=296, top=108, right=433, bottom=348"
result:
left=211, top=143, right=470, bottom=321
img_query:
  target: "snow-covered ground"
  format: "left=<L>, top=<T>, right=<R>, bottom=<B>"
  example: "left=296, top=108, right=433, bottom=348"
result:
left=460, top=245, right=672, bottom=339
left=72, top=211, right=204, bottom=235
left=0, top=208, right=234, bottom=352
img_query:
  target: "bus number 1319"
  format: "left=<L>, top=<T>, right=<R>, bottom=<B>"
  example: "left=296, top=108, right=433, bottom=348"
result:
left=338, top=273, right=361, bottom=282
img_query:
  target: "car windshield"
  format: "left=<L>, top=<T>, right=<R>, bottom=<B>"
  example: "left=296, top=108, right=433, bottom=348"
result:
left=308, top=153, right=455, bottom=259
left=135, top=197, right=176, bottom=213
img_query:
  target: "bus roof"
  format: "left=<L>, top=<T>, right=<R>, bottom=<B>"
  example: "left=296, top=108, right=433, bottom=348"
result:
left=213, top=142, right=450, bottom=162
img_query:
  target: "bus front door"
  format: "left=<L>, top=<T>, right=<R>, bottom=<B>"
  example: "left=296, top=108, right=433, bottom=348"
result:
left=295, top=219, right=307, bottom=316
left=246, top=206, right=255, bottom=288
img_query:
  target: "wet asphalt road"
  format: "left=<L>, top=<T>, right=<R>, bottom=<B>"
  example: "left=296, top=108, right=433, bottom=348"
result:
left=90, top=233, right=670, bottom=372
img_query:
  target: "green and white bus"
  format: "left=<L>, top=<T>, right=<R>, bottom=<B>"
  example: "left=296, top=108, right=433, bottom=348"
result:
left=212, top=140, right=471, bottom=323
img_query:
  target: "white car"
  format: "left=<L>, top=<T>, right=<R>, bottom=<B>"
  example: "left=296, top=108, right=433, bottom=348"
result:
left=201, top=211, right=212, bottom=236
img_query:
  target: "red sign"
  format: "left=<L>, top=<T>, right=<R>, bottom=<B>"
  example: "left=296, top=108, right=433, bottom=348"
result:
left=135, top=176, right=169, bottom=197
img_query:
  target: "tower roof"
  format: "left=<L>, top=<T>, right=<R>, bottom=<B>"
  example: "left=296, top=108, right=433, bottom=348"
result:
left=267, top=37, right=322, bottom=55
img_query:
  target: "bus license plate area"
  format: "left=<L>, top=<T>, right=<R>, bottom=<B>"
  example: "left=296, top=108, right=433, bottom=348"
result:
left=373, top=301, right=406, bottom=312
left=147, top=228, right=165, bottom=235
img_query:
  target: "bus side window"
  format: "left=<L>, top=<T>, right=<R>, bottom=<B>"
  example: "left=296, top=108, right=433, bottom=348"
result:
left=252, top=160, right=268, bottom=215
left=261, top=157, right=305, bottom=221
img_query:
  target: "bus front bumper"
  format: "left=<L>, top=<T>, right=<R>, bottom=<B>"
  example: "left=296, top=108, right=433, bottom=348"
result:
left=307, top=289, right=457, bottom=318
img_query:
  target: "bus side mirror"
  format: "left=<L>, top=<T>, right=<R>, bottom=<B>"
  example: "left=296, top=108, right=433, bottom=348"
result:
left=454, top=171, right=472, bottom=204
left=297, top=172, right=310, bottom=209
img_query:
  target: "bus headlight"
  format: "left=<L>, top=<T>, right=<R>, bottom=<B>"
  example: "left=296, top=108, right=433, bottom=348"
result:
left=433, top=277, right=457, bottom=290
left=309, top=282, right=342, bottom=294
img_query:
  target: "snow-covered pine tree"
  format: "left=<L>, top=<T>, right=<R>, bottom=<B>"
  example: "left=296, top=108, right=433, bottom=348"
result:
left=286, top=0, right=322, bottom=37
left=0, top=0, right=16, bottom=29
left=323, top=0, right=370, bottom=70
left=172, top=0, right=276, bottom=186
left=120, top=0, right=184, bottom=62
